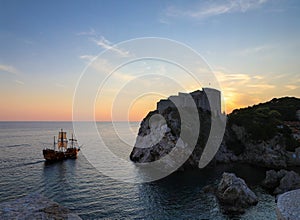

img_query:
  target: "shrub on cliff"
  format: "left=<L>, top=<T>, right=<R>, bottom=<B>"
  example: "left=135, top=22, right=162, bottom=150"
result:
left=228, top=107, right=282, bottom=141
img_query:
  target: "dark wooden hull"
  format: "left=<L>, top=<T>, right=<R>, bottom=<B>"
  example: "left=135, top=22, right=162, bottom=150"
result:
left=43, top=148, right=80, bottom=162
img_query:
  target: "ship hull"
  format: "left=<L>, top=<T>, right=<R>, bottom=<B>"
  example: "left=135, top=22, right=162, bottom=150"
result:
left=43, top=148, right=80, bottom=162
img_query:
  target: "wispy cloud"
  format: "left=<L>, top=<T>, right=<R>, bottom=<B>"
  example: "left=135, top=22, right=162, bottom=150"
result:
left=15, top=79, right=24, bottom=85
left=91, top=36, right=130, bottom=57
left=216, top=72, right=251, bottom=83
left=237, top=44, right=274, bottom=56
left=285, top=84, right=298, bottom=90
left=214, top=66, right=300, bottom=112
left=0, top=64, right=20, bottom=75
left=165, top=0, right=269, bottom=19
left=77, top=28, right=96, bottom=36
left=247, top=83, right=275, bottom=89
left=79, top=55, right=97, bottom=62
left=213, top=67, right=279, bottom=112
left=79, top=56, right=135, bottom=82
left=86, top=57, right=115, bottom=74
left=158, top=17, right=171, bottom=25
left=78, top=29, right=131, bottom=58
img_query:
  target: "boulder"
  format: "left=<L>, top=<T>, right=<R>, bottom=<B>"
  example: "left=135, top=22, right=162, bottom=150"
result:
left=262, top=169, right=287, bottom=190
left=217, top=172, right=258, bottom=214
left=276, top=189, right=300, bottom=220
left=274, top=171, right=300, bottom=195
left=262, top=169, right=300, bottom=195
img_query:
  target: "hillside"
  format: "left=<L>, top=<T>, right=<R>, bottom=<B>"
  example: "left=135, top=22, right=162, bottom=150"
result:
left=231, top=97, right=300, bottom=121
left=226, top=97, right=300, bottom=153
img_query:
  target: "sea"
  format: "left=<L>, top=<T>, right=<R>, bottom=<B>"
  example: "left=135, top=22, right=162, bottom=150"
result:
left=0, top=122, right=278, bottom=219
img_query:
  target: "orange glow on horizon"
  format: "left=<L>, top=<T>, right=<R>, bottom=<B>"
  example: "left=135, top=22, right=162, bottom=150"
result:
left=1, top=84, right=298, bottom=121
left=0, top=92, right=266, bottom=121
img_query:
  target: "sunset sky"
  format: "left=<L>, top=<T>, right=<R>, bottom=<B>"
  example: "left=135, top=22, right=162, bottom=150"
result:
left=1, top=0, right=300, bottom=121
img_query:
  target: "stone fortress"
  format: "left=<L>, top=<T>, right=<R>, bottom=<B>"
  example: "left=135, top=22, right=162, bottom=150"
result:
left=157, top=87, right=222, bottom=116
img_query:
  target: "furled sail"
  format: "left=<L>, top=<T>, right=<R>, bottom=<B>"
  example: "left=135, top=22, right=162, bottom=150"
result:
left=58, top=132, right=67, bottom=139
left=58, top=130, right=68, bottom=149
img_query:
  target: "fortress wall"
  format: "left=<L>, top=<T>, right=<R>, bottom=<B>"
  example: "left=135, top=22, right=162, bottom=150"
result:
left=203, top=88, right=221, bottom=115
left=157, top=88, right=221, bottom=115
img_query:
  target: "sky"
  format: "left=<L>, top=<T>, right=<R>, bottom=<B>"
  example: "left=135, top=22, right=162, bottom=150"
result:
left=0, top=0, right=300, bottom=121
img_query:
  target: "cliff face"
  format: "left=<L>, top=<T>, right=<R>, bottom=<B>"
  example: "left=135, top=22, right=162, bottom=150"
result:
left=216, top=124, right=288, bottom=168
left=216, top=97, right=300, bottom=168
left=129, top=106, right=212, bottom=170
left=130, top=95, right=300, bottom=170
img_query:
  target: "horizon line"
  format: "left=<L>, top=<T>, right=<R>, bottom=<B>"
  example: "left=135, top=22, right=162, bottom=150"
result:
left=0, top=120, right=142, bottom=123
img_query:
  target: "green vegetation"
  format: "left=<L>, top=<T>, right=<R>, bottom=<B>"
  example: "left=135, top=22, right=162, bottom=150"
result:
left=232, top=97, right=300, bottom=121
left=229, top=106, right=282, bottom=141
left=228, top=97, right=300, bottom=151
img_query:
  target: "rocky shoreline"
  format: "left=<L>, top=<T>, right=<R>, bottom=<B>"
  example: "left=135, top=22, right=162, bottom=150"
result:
left=129, top=92, right=300, bottom=215
left=130, top=94, right=300, bottom=171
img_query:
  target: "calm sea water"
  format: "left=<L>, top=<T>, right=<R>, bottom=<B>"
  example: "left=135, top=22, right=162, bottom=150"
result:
left=0, top=122, right=277, bottom=219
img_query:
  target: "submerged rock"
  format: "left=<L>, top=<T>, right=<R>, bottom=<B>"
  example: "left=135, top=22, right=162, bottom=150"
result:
left=216, top=172, right=258, bottom=214
left=0, top=193, right=81, bottom=219
left=262, top=169, right=300, bottom=195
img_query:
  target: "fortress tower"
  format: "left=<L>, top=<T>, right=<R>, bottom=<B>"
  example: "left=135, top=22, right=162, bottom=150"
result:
left=157, top=88, right=221, bottom=115
left=203, top=88, right=221, bottom=116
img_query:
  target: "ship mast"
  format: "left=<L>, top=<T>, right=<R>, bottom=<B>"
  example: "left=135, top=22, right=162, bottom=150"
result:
left=71, top=133, right=73, bottom=148
left=69, top=133, right=77, bottom=149
left=58, top=128, right=68, bottom=151
left=61, top=128, right=63, bottom=148
left=53, top=136, right=56, bottom=150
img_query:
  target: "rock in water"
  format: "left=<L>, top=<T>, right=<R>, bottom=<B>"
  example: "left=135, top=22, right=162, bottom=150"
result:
left=0, top=193, right=82, bottom=219
left=262, top=170, right=287, bottom=191
left=217, top=172, right=258, bottom=214
left=262, top=169, right=300, bottom=195
left=276, top=189, right=300, bottom=220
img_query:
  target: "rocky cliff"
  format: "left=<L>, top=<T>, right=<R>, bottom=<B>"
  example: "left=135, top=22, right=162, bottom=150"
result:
left=130, top=94, right=300, bottom=170
left=215, top=97, right=300, bottom=168
left=215, top=125, right=288, bottom=168
left=129, top=105, right=212, bottom=170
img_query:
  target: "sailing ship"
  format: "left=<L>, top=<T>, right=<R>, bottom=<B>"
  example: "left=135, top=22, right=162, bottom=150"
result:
left=43, top=129, right=80, bottom=162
